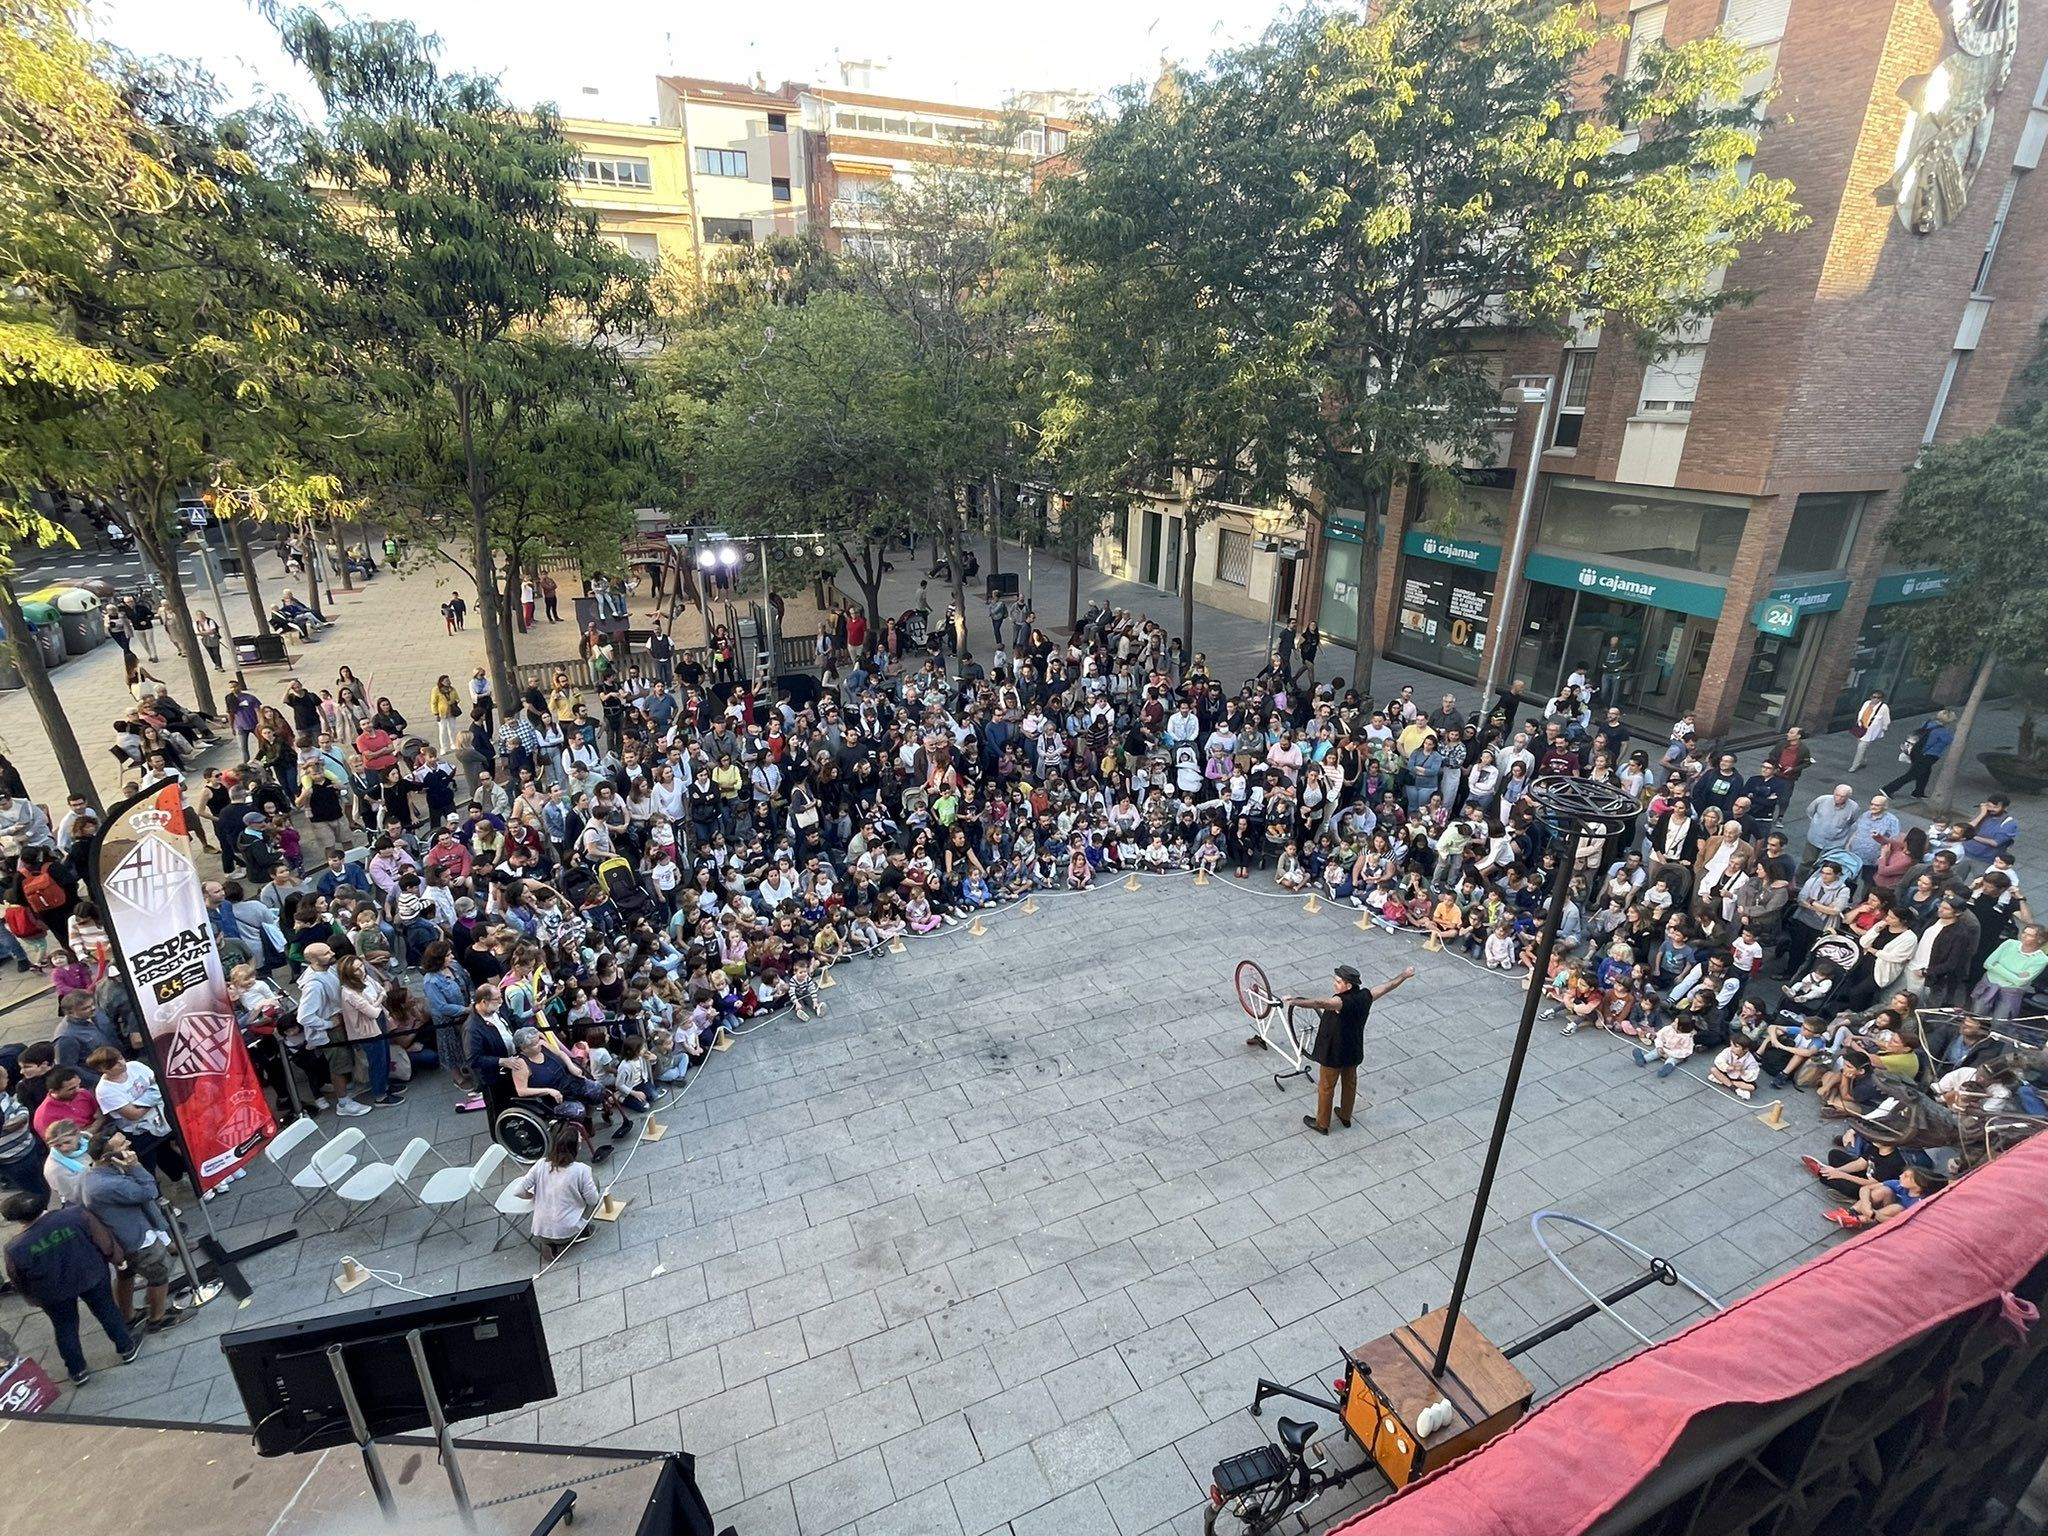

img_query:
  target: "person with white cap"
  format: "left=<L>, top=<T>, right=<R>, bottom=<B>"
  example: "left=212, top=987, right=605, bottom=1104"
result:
left=1283, top=962, right=1415, bottom=1134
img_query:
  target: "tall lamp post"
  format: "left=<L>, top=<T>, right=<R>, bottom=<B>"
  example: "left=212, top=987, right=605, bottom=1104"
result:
left=1476, top=374, right=1556, bottom=708
left=1254, top=535, right=1307, bottom=671
left=1430, top=774, right=1640, bottom=1377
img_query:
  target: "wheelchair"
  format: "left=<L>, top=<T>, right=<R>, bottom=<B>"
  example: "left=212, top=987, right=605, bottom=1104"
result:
left=484, top=1069, right=623, bottom=1166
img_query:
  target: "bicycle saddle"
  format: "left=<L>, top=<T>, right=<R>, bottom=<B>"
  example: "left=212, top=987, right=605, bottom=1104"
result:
left=1276, top=1417, right=1317, bottom=1454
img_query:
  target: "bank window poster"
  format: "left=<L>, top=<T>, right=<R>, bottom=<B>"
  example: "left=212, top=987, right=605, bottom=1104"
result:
left=92, top=781, right=276, bottom=1191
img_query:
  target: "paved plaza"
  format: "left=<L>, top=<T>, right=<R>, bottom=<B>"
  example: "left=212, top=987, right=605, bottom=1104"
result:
left=0, top=871, right=1832, bottom=1535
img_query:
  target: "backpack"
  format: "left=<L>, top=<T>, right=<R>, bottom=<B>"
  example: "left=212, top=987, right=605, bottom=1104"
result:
left=20, top=867, right=64, bottom=914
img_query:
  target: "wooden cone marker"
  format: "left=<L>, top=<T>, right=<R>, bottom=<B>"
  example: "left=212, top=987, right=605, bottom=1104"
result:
left=641, top=1118, right=667, bottom=1143
left=968, top=914, right=988, bottom=937
left=1422, top=935, right=1442, bottom=952
left=336, top=1258, right=372, bottom=1294
left=1355, top=908, right=1375, bottom=931
left=1303, top=892, right=1322, bottom=914
left=1124, top=871, right=1141, bottom=892
left=1757, top=1099, right=1790, bottom=1131
left=1022, top=893, right=1039, bottom=914
left=817, top=967, right=837, bottom=990
left=888, top=936, right=907, bottom=955
left=594, top=1193, right=629, bottom=1222
left=1193, top=867, right=1210, bottom=886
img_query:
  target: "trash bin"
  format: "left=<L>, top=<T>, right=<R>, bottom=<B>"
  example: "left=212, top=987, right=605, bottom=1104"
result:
left=78, top=578, right=119, bottom=603
left=35, top=586, right=103, bottom=656
left=18, top=601, right=66, bottom=670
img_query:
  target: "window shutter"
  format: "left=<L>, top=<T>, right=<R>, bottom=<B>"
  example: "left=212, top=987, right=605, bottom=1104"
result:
left=1721, top=0, right=1790, bottom=45
left=1625, top=3, right=1668, bottom=76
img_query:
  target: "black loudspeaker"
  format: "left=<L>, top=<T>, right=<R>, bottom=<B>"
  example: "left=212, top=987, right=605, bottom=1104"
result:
left=221, top=1279, right=556, bottom=1456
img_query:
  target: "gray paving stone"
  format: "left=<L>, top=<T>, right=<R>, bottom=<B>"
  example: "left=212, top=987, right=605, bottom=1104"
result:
left=828, top=1380, right=926, bottom=1460
left=1010, top=1483, right=1122, bottom=1536
left=908, top=1347, right=1004, bottom=1422
left=1108, top=1377, right=1212, bottom=1458
left=946, top=1444, right=1056, bottom=1536
left=1116, top=1318, right=1211, bottom=1386
left=853, top=1484, right=966, bottom=1536
left=1044, top=1346, right=1143, bottom=1421
left=739, top=1410, right=840, bottom=1499
left=785, top=1450, right=894, bottom=1535
left=1095, top=1445, right=1205, bottom=1536
left=962, top=1379, right=1064, bottom=1458
left=880, top=1412, right=983, bottom=1498
left=720, top=1320, right=812, bottom=1386
left=1031, top=1409, right=1136, bottom=1496
left=800, top=1291, right=889, bottom=1356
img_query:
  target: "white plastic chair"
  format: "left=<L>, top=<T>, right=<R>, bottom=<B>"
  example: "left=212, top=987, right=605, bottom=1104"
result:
left=292, top=1127, right=368, bottom=1224
left=263, top=1116, right=324, bottom=1187
left=492, top=1175, right=538, bottom=1251
left=331, top=1137, right=434, bottom=1232
left=417, top=1143, right=508, bottom=1243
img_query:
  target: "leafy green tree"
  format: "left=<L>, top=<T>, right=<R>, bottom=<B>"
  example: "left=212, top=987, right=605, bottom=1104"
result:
left=276, top=9, right=654, bottom=707
left=0, top=0, right=190, bottom=806
left=1038, top=0, right=1805, bottom=663
left=1881, top=404, right=2048, bottom=809
left=663, top=292, right=941, bottom=634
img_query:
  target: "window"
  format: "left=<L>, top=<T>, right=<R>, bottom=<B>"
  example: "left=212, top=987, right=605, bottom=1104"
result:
left=1625, top=2, right=1668, bottom=77
left=1550, top=349, right=1596, bottom=450
left=571, top=156, right=652, bottom=189
left=1538, top=481, right=1748, bottom=575
left=1215, top=529, right=1253, bottom=587
left=694, top=148, right=748, bottom=178
left=767, top=112, right=788, bottom=134
left=771, top=177, right=792, bottom=202
left=1046, top=128, right=1069, bottom=154
left=602, top=231, right=662, bottom=265
left=1779, top=493, right=1864, bottom=574
left=1722, top=0, right=1789, bottom=98
left=1638, top=344, right=1704, bottom=416
left=701, top=217, right=753, bottom=245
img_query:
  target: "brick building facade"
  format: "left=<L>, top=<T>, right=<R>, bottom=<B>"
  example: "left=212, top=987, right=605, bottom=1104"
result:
left=1309, top=0, right=2048, bottom=738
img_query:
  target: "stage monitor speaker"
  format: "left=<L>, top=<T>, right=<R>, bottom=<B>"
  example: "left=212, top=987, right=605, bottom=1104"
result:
left=222, top=1279, right=556, bottom=1456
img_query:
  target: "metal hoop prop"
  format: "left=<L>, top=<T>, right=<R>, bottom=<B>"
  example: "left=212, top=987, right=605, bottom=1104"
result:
left=1526, top=1209, right=1723, bottom=1350
left=1528, top=775, right=1644, bottom=842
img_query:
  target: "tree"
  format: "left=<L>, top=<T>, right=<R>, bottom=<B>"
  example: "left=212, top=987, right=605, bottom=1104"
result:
left=1037, top=0, right=1805, bottom=665
left=276, top=9, right=654, bottom=708
left=842, top=136, right=1040, bottom=631
left=1881, top=404, right=2048, bottom=810
left=0, top=0, right=190, bottom=807
left=662, top=292, right=942, bottom=634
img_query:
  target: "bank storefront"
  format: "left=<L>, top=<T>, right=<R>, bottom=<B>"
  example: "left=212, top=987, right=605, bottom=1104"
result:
left=1827, top=569, right=1950, bottom=730
left=1387, top=531, right=1499, bottom=681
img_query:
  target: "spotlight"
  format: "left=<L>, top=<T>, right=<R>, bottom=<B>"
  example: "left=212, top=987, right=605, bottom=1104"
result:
left=717, top=546, right=740, bottom=568
left=696, top=549, right=717, bottom=570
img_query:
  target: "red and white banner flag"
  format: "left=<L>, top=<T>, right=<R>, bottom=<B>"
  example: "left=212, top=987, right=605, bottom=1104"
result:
left=90, top=781, right=276, bottom=1192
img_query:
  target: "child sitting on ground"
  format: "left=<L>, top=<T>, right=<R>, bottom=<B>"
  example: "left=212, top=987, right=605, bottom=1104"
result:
left=1631, top=1014, right=1697, bottom=1077
left=613, top=1034, right=655, bottom=1112
left=1708, top=1035, right=1761, bottom=1100
left=1068, top=840, right=1093, bottom=890
left=1483, top=919, right=1518, bottom=971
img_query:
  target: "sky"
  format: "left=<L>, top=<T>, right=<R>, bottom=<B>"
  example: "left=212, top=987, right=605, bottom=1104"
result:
left=90, top=0, right=1301, bottom=121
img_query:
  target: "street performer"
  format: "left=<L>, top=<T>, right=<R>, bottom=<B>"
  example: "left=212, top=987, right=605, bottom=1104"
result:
left=1283, top=963, right=1415, bottom=1135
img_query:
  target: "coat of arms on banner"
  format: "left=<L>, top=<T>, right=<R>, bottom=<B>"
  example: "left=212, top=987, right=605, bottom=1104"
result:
left=104, top=825, right=193, bottom=913
left=163, top=1008, right=235, bottom=1079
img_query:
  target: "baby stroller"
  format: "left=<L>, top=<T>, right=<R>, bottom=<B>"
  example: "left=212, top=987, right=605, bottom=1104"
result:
left=1775, top=933, right=1860, bottom=1027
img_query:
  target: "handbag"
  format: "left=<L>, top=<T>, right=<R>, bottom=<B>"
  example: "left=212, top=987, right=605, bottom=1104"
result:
left=794, top=805, right=820, bottom=831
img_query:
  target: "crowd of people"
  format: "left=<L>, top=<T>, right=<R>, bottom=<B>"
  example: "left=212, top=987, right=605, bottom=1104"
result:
left=0, top=570, right=2040, bottom=1387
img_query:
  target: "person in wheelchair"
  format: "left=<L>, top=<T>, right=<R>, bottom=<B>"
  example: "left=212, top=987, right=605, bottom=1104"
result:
left=504, top=1026, right=628, bottom=1164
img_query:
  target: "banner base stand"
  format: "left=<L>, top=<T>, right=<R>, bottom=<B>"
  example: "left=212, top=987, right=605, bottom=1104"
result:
left=198, top=1230, right=298, bottom=1306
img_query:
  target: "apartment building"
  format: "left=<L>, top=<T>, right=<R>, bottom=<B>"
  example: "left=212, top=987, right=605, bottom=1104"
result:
left=794, top=63, right=1076, bottom=259
left=1289, top=0, right=2048, bottom=738
left=558, top=115, right=698, bottom=271
left=656, top=75, right=809, bottom=263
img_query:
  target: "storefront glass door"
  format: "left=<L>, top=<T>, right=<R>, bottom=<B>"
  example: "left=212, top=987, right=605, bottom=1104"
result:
left=1641, top=615, right=1715, bottom=718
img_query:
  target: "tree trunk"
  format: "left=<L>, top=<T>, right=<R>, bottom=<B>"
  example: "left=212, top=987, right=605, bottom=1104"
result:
left=1929, top=648, right=1996, bottom=813
left=1351, top=492, right=1386, bottom=691
left=0, top=574, right=101, bottom=810
left=334, top=518, right=354, bottom=593
left=300, top=518, right=325, bottom=622
left=1066, top=510, right=1083, bottom=629
left=134, top=507, right=216, bottom=717
left=1179, top=518, right=1198, bottom=652
left=457, top=388, right=516, bottom=710
left=986, top=475, right=1001, bottom=577
left=501, top=559, right=522, bottom=672
left=948, top=495, right=968, bottom=626
left=229, top=515, right=267, bottom=632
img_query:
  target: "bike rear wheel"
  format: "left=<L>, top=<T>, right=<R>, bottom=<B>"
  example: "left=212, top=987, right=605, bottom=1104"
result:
left=1234, top=959, right=1276, bottom=1020
left=1204, top=1492, right=1290, bottom=1536
left=1280, top=1003, right=1316, bottom=1061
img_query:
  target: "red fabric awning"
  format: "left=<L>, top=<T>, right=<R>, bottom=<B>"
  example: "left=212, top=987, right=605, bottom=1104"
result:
left=1335, top=1136, right=2048, bottom=1535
